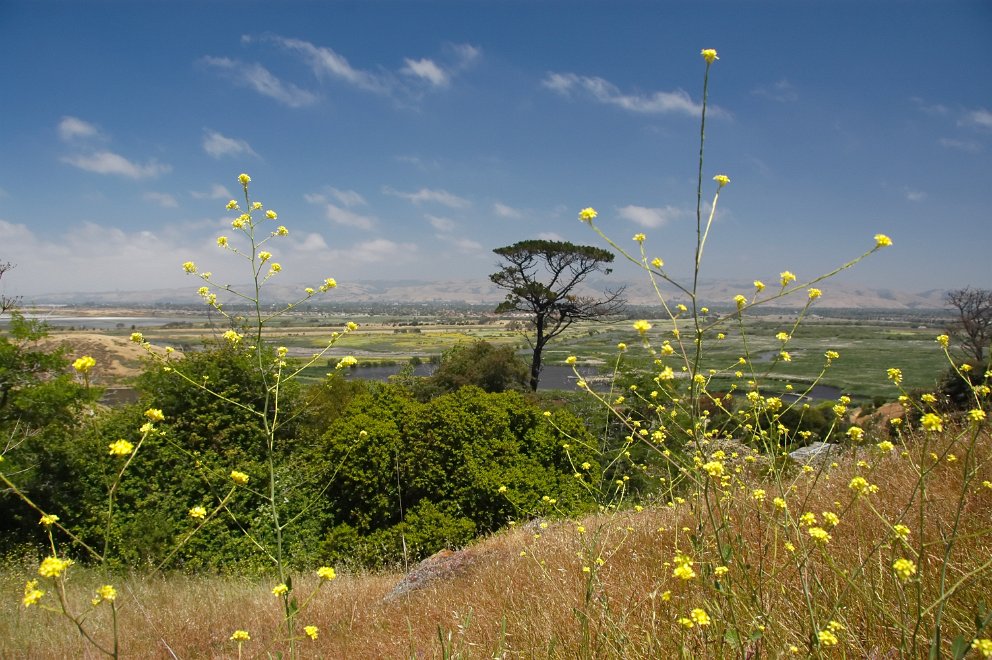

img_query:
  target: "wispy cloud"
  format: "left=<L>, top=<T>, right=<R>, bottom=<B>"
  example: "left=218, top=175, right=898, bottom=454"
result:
left=61, top=151, right=171, bottom=179
left=401, top=58, right=448, bottom=87
left=58, top=116, right=100, bottom=142
left=938, top=137, right=981, bottom=153
left=962, top=108, right=992, bottom=130
left=426, top=214, right=456, bottom=232
left=537, top=231, right=564, bottom=241
left=542, top=73, right=707, bottom=117
left=911, top=97, right=950, bottom=116
left=617, top=204, right=686, bottom=228
left=143, top=192, right=179, bottom=208
left=200, top=55, right=317, bottom=107
left=191, top=183, right=233, bottom=200
left=305, top=194, right=375, bottom=230
left=438, top=235, right=483, bottom=252
left=905, top=189, right=927, bottom=202
left=383, top=186, right=471, bottom=208
left=203, top=130, right=258, bottom=159
left=493, top=202, right=523, bottom=219
left=257, top=35, right=389, bottom=93
left=751, top=79, right=798, bottom=103
left=328, top=187, right=366, bottom=207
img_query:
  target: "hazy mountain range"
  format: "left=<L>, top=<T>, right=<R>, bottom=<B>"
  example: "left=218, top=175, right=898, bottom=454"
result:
left=17, top=278, right=950, bottom=311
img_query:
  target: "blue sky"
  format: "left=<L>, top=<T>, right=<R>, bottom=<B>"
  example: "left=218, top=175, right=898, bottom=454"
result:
left=1, top=1, right=990, bottom=299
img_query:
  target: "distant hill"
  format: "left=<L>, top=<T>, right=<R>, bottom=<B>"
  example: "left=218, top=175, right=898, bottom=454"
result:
left=19, top=278, right=949, bottom=311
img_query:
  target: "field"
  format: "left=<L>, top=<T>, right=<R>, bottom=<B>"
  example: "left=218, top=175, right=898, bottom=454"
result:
left=27, top=305, right=953, bottom=402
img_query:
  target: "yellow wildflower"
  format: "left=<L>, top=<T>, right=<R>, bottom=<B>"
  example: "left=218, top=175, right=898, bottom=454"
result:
left=230, top=630, right=250, bottom=641
left=108, top=439, right=134, bottom=457
left=874, top=233, right=893, bottom=247
left=238, top=173, right=251, bottom=186
left=317, top=566, right=336, bottom=580
left=780, top=270, right=796, bottom=286
left=713, top=174, right=730, bottom=187
left=272, top=583, right=289, bottom=597
left=700, top=49, right=719, bottom=63
left=188, top=506, right=207, bottom=519
left=633, top=319, right=652, bottom=334
left=230, top=470, right=250, bottom=485
left=921, top=413, right=943, bottom=432
left=38, top=556, right=72, bottom=578
left=304, top=625, right=318, bottom=640
left=690, top=608, right=711, bottom=626
left=22, top=580, right=45, bottom=607
left=578, top=207, right=598, bottom=222
left=72, top=356, right=96, bottom=373
left=893, top=558, right=916, bottom=582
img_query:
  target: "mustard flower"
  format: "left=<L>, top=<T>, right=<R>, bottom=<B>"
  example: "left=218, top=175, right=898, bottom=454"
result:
left=72, top=356, right=96, bottom=373
left=566, top=355, right=577, bottom=364
left=700, top=48, right=719, bottom=63
left=578, top=207, right=598, bottom=223
left=272, top=583, right=289, bottom=597
left=38, top=556, right=72, bottom=578
left=145, top=408, right=165, bottom=423
left=921, top=413, right=943, bottom=432
left=651, top=257, right=664, bottom=268
left=848, top=476, right=875, bottom=495
left=226, top=200, right=239, bottom=210
left=304, top=625, right=319, bottom=641
left=679, top=617, right=695, bottom=629
left=93, top=584, right=117, bottom=604
left=633, top=233, right=646, bottom=243
left=230, top=470, right=250, bottom=485
left=877, top=440, right=894, bottom=452
left=257, top=250, right=271, bottom=262
left=780, top=270, right=796, bottom=286
left=822, top=511, right=840, bottom=527
left=108, top=439, right=134, bottom=457
left=617, top=342, right=627, bottom=351
left=317, top=566, right=336, bottom=580
left=40, top=514, right=59, bottom=527
left=714, top=566, right=729, bottom=577
left=808, top=288, right=822, bottom=300
left=660, top=342, right=675, bottom=355
left=825, top=350, right=839, bottom=360
left=968, top=409, right=986, bottom=423
left=936, top=334, right=949, bottom=347
left=182, top=261, right=197, bottom=274
left=702, top=461, right=724, bottom=477
left=690, top=608, right=711, bottom=626
left=893, top=524, right=910, bottom=540
left=321, top=277, right=338, bottom=291
left=238, top=173, right=251, bottom=186
left=734, top=294, right=747, bottom=310
left=874, top=233, right=893, bottom=247
left=846, top=427, right=865, bottom=442
left=22, top=580, right=45, bottom=607
left=780, top=351, right=792, bottom=362
left=632, top=319, right=652, bottom=334
left=672, top=554, right=696, bottom=580
left=130, top=332, right=144, bottom=343
left=337, top=356, right=358, bottom=369
left=216, top=236, right=228, bottom=247
left=230, top=630, right=251, bottom=642
left=751, top=488, right=766, bottom=501
left=808, top=527, right=831, bottom=544
left=231, top=216, right=246, bottom=229
left=188, top=506, right=207, bottom=520
left=799, top=512, right=817, bottom=526
left=713, top=174, right=730, bottom=188
left=921, top=393, right=937, bottom=404
left=892, top=558, right=917, bottom=582
left=818, top=630, right=839, bottom=646
left=971, top=639, right=992, bottom=658
left=269, top=263, right=282, bottom=274
left=773, top=497, right=787, bottom=510
left=576, top=525, right=586, bottom=534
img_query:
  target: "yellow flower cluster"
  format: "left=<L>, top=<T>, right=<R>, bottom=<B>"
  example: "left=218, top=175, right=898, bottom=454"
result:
left=22, top=580, right=45, bottom=607
left=578, top=207, right=598, bottom=223
left=108, top=439, right=134, bottom=457
left=230, top=630, right=250, bottom=642
left=892, top=558, right=917, bottom=582
left=632, top=319, right=652, bottom=334
left=72, top=356, right=96, bottom=374
left=230, top=470, right=250, bottom=485
left=38, top=556, right=72, bottom=578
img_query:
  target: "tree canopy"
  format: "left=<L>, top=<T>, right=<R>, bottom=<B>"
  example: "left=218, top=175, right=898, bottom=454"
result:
left=490, top=240, right=625, bottom=390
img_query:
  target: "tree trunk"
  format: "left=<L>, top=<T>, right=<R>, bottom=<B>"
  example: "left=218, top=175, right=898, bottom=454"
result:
left=529, top=343, right=542, bottom=391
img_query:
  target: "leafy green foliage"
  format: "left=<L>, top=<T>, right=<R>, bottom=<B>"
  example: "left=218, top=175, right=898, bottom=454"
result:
left=417, top=340, right=529, bottom=398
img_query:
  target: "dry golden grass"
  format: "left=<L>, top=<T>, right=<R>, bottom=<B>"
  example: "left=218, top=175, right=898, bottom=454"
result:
left=3, top=428, right=990, bottom=659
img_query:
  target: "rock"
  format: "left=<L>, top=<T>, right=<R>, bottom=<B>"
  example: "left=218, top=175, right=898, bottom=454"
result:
left=789, top=441, right=841, bottom=466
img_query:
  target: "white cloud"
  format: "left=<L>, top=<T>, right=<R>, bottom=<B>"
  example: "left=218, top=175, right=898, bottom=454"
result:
left=905, top=189, right=927, bottom=202
left=617, top=204, right=685, bottom=228
left=438, top=235, right=483, bottom=252
left=542, top=72, right=707, bottom=117
left=493, top=202, right=523, bottom=219
left=328, top=187, right=366, bottom=207
left=938, top=138, right=981, bottom=153
left=191, top=184, right=234, bottom=200
left=349, top=238, right=417, bottom=262
left=58, top=116, right=100, bottom=142
left=401, top=58, right=448, bottom=87
left=323, top=203, right=375, bottom=230
left=383, top=186, right=471, bottom=208
left=203, top=130, right=258, bottom=159
left=143, top=192, right=179, bottom=208
left=426, top=214, right=456, bottom=232
left=537, top=232, right=564, bottom=241
left=963, top=108, right=992, bottom=130
left=200, top=56, right=317, bottom=107
left=911, top=97, right=950, bottom=115
left=61, top=151, right=171, bottom=179
left=261, top=36, right=389, bottom=93
left=751, top=79, right=798, bottom=103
